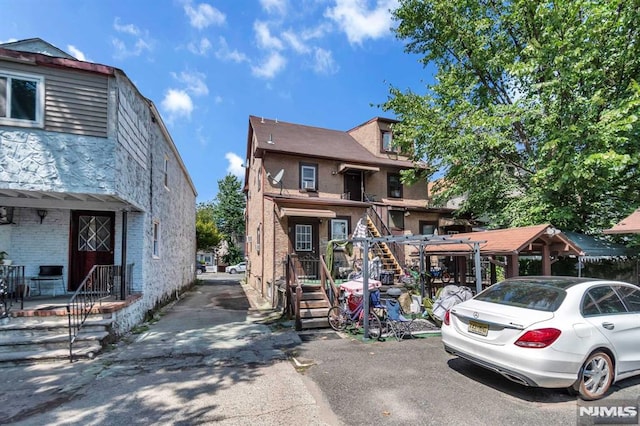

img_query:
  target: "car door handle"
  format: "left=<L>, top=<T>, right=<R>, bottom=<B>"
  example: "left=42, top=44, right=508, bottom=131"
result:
left=602, top=322, right=615, bottom=330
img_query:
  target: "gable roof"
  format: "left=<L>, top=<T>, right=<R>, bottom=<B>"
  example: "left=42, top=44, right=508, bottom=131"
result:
left=248, top=116, right=414, bottom=168
left=0, top=38, right=77, bottom=60
left=424, top=224, right=583, bottom=256
left=603, top=208, right=640, bottom=234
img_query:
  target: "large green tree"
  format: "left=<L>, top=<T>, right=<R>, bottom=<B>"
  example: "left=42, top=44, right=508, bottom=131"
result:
left=213, top=174, right=246, bottom=263
left=196, top=202, right=221, bottom=252
left=385, top=0, right=640, bottom=233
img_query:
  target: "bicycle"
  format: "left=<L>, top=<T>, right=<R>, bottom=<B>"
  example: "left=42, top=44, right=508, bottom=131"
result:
left=327, top=289, right=383, bottom=339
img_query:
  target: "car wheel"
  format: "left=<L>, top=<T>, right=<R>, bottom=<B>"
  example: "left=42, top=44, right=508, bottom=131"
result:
left=577, top=351, right=614, bottom=400
left=229, top=269, right=237, bottom=274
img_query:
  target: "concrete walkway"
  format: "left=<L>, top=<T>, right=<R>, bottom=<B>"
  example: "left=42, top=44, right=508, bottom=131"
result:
left=0, top=274, right=339, bottom=425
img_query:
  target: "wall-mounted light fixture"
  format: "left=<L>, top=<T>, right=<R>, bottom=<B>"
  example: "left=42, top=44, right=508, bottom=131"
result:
left=37, top=209, right=48, bottom=224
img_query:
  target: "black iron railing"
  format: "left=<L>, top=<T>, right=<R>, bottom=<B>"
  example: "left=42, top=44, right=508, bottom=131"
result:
left=0, top=265, right=26, bottom=317
left=66, top=263, right=133, bottom=362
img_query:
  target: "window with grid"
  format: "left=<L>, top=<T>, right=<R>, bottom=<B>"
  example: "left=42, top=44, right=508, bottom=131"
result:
left=78, top=216, right=112, bottom=252
left=0, top=70, right=44, bottom=127
left=295, top=224, right=312, bottom=251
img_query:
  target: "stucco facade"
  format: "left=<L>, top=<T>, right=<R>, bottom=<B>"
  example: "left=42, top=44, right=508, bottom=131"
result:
left=0, top=39, right=196, bottom=334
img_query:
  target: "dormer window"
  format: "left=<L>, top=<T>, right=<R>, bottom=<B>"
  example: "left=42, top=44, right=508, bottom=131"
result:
left=0, top=70, right=44, bottom=127
left=382, top=130, right=399, bottom=153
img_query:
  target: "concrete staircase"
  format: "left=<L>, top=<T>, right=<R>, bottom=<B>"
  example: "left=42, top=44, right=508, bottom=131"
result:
left=0, top=312, right=113, bottom=363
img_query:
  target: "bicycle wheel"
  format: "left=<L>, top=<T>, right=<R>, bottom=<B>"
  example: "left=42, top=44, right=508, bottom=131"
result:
left=441, top=271, right=451, bottom=283
left=365, top=311, right=383, bottom=340
left=327, top=306, right=348, bottom=331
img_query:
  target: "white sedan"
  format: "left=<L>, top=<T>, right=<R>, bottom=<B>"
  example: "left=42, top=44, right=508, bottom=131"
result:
left=225, top=262, right=246, bottom=274
left=441, top=276, right=640, bottom=400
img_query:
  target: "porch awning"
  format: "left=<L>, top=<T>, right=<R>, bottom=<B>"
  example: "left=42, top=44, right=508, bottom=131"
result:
left=279, top=208, right=337, bottom=219
left=338, top=163, right=380, bottom=173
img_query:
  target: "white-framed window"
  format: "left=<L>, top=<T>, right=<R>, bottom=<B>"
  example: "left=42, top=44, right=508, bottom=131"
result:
left=300, top=163, right=317, bottom=191
left=330, top=219, right=349, bottom=241
left=163, top=156, right=169, bottom=188
left=0, top=70, right=44, bottom=127
left=295, top=224, right=312, bottom=251
left=256, top=224, right=261, bottom=255
left=152, top=220, right=160, bottom=258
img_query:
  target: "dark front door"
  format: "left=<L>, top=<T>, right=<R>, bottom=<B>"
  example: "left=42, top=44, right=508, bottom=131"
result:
left=344, top=171, right=363, bottom=201
left=289, top=218, right=320, bottom=279
left=70, top=211, right=115, bottom=291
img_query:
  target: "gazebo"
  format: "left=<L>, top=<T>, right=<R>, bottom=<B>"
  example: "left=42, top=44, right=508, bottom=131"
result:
left=422, top=224, right=583, bottom=283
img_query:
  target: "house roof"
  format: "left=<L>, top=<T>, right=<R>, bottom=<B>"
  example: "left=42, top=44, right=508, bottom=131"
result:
left=603, top=209, right=640, bottom=234
left=423, top=224, right=583, bottom=256
left=563, top=231, right=635, bottom=259
left=248, top=116, right=414, bottom=168
left=0, top=38, right=77, bottom=60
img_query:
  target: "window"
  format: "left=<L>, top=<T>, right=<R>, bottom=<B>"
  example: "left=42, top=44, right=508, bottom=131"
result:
left=78, top=215, right=112, bottom=252
left=153, top=221, right=160, bottom=258
left=382, top=130, right=398, bottom=153
left=300, top=163, right=317, bottom=191
left=256, top=224, right=261, bottom=255
left=388, top=210, right=405, bottom=230
left=295, top=224, right=312, bottom=251
left=387, top=173, right=403, bottom=198
left=0, top=71, right=44, bottom=127
left=330, top=218, right=349, bottom=241
left=163, top=156, right=169, bottom=188
left=617, top=285, right=640, bottom=313
left=419, top=221, right=438, bottom=235
left=581, top=286, right=627, bottom=316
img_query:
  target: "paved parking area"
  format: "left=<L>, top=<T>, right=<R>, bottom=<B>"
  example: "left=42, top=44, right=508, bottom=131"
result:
left=292, top=331, right=640, bottom=426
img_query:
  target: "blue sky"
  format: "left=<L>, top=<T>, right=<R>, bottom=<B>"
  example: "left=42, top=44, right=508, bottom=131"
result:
left=1, top=0, right=430, bottom=203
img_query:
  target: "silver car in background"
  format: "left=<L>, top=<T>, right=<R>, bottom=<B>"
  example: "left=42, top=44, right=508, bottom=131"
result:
left=441, top=276, right=640, bottom=400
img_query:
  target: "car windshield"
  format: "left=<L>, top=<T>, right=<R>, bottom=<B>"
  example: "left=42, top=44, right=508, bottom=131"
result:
left=475, top=280, right=567, bottom=312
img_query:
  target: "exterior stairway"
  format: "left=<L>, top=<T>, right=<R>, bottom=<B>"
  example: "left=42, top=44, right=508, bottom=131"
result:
left=292, top=285, right=331, bottom=330
left=0, top=307, right=114, bottom=363
left=366, top=217, right=403, bottom=279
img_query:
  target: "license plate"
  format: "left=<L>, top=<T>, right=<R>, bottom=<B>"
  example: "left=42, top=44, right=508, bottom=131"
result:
left=468, top=320, right=489, bottom=337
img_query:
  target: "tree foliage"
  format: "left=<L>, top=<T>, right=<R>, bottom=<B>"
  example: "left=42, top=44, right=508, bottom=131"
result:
left=213, top=174, right=246, bottom=263
left=196, top=202, right=221, bottom=252
left=385, top=0, right=640, bottom=233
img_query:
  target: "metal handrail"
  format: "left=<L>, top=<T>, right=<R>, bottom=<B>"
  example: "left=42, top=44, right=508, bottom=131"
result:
left=66, top=263, right=133, bottom=362
left=366, top=207, right=405, bottom=266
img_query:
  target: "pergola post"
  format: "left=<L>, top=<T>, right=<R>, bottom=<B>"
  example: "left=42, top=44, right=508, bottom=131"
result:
left=541, top=244, right=551, bottom=275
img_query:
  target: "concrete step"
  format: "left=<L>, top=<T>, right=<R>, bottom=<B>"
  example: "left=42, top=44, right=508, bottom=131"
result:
left=0, top=344, right=102, bottom=364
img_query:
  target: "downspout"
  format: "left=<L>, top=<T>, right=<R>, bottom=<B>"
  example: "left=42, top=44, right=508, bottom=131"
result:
left=120, top=210, right=128, bottom=300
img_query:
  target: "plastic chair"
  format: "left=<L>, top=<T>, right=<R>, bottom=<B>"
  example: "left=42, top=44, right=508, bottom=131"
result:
left=384, top=298, right=415, bottom=341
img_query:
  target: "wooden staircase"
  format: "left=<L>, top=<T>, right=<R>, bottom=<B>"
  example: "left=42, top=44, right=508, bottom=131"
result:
left=292, top=285, right=331, bottom=330
left=0, top=306, right=114, bottom=364
left=366, top=217, right=403, bottom=279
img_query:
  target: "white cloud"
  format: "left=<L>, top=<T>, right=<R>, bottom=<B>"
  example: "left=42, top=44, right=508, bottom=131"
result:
left=225, top=152, right=245, bottom=178
left=214, top=37, right=249, bottom=63
left=113, top=17, right=141, bottom=36
left=214, top=95, right=223, bottom=104
left=67, top=45, right=88, bottom=61
left=251, top=52, right=286, bottom=79
left=313, top=48, right=339, bottom=75
left=171, top=71, right=209, bottom=97
left=254, top=21, right=284, bottom=50
left=282, top=30, right=310, bottom=54
left=187, top=37, right=212, bottom=56
left=183, top=1, right=225, bottom=30
left=260, top=0, right=287, bottom=15
left=161, top=89, right=194, bottom=121
left=325, top=0, right=398, bottom=45
left=112, top=18, right=154, bottom=59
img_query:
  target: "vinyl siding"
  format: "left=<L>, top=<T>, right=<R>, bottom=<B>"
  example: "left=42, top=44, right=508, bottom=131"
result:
left=0, top=60, right=108, bottom=137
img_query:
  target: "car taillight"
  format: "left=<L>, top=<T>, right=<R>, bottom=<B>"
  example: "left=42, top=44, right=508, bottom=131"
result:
left=514, top=328, right=561, bottom=348
left=443, top=310, right=450, bottom=326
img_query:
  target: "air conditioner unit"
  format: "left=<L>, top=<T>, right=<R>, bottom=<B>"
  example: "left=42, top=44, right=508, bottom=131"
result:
left=302, top=181, right=315, bottom=190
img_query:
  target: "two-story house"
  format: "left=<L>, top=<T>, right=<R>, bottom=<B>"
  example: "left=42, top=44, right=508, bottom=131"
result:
left=243, top=115, right=471, bottom=304
left=0, top=39, right=197, bottom=333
